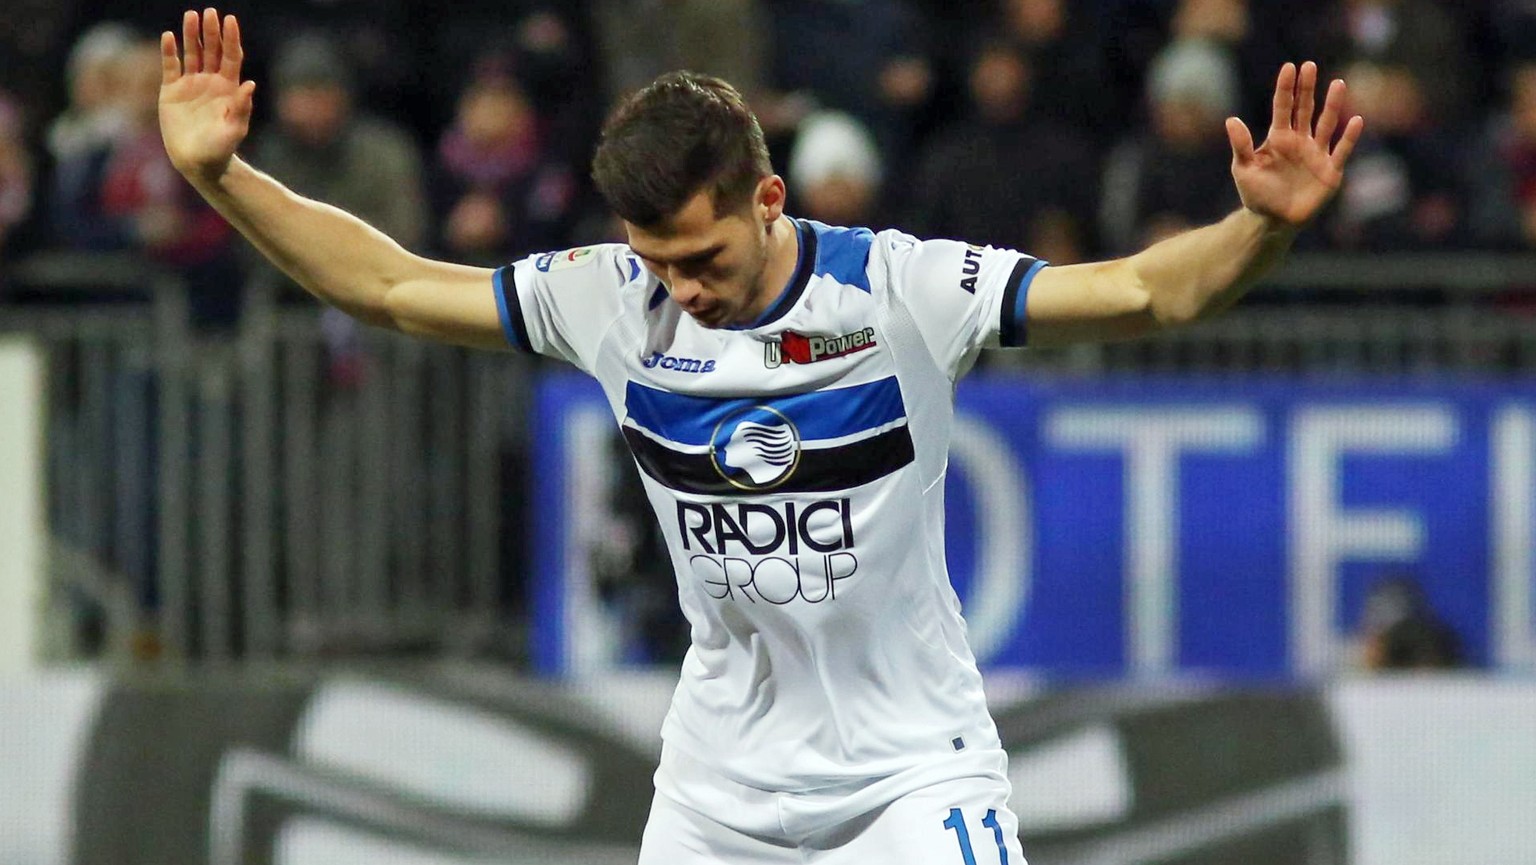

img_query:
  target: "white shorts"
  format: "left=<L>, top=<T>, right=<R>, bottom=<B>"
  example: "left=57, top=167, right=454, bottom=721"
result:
left=638, top=745, right=1028, bottom=865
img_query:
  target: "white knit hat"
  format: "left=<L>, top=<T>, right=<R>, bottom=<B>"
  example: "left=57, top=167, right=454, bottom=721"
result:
left=1148, top=38, right=1239, bottom=116
left=788, top=111, right=883, bottom=192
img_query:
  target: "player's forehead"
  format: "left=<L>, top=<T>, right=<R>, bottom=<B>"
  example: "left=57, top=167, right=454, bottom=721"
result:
left=625, top=189, right=747, bottom=263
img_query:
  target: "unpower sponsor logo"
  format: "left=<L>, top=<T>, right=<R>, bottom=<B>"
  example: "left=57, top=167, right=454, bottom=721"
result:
left=764, top=327, right=877, bottom=368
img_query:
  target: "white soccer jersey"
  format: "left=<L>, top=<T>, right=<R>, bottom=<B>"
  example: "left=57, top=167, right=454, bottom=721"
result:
left=495, top=219, right=1046, bottom=793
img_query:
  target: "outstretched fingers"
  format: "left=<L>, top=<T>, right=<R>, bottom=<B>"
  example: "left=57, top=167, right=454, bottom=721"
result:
left=181, top=10, right=201, bottom=74
left=1331, top=115, right=1366, bottom=171
left=221, top=14, right=244, bottom=82
left=169, top=8, right=243, bottom=81
left=1270, top=62, right=1296, bottom=135
left=1314, top=79, right=1345, bottom=145
left=202, top=8, right=222, bottom=77
left=160, top=31, right=182, bottom=84
left=1226, top=116, right=1256, bottom=165
left=1295, top=61, right=1317, bottom=135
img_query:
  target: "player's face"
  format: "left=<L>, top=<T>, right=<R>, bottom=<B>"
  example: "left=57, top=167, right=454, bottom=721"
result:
left=626, top=181, right=780, bottom=328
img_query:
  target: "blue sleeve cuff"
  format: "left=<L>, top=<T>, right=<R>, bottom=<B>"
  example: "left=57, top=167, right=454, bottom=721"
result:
left=999, top=257, right=1047, bottom=348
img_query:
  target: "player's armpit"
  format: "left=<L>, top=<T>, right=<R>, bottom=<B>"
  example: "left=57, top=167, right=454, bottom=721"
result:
left=1020, top=258, right=1160, bottom=349
left=382, top=259, right=509, bottom=351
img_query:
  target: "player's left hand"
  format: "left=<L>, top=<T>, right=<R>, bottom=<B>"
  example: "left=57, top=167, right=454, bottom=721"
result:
left=1226, top=61, right=1364, bottom=228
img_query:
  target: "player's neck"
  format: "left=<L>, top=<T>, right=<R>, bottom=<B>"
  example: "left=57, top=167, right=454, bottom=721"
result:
left=742, top=216, right=801, bottom=324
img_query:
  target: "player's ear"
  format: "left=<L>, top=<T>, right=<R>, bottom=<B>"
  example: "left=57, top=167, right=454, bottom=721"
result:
left=756, top=175, right=787, bottom=225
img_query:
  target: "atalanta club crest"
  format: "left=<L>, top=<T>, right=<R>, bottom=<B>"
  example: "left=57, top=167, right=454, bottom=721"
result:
left=709, top=405, right=802, bottom=490
left=765, top=327, right=877, bottom=369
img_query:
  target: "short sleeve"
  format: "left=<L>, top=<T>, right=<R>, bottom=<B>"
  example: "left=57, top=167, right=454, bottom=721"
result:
left=493, top=244, right=636, bottom=374
left=879, top=231, right=1047, bottom=379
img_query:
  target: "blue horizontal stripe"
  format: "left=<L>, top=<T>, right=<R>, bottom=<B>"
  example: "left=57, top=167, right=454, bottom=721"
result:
left=1015, top=259, right=1047, bottom=344
left=625, top=377, right=906, bottom=446
left=808, top=221, right=874, bottom=292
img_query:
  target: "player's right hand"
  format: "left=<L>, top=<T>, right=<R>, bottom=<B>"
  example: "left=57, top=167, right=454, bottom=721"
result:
left=159, top=8, right=256, bottom=183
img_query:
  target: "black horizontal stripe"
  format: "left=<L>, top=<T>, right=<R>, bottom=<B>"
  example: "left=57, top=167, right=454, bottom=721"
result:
left=622, top=424, right=914, bottom=495
left=999, top=256, right=1033, bottom=349
left=495, top=266, right=533, bottom=353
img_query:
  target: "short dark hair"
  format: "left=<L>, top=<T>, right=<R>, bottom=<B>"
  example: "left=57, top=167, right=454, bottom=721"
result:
left=592, top=72, right=773, bottom=228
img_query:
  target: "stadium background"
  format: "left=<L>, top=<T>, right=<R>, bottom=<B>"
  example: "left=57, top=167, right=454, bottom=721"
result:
left=2, top=0, right=1535, bottom=863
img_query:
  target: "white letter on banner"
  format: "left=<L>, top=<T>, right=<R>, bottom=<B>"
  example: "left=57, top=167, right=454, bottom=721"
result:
left=1492, top=406, right=1536, bottom=669
left=1046, top=408, right=1264, bottom=677
left=0, top=339, right=45, bottom=673
left=949, top=415, right=1031, bottom=664
left=1288, top=406, right=1457, bottom=675
left=566, top=407, right=625, bottom=678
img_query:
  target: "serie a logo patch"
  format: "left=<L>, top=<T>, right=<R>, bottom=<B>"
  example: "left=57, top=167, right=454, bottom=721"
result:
left=764, top=327, right=877, bottom=368
left=534, top=247, right=597, bottom=272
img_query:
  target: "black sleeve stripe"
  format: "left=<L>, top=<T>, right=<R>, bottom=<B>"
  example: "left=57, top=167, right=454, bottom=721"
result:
left=493, top=265, right=534, bottom=353
left=998, top=256, right=1035, bottom=348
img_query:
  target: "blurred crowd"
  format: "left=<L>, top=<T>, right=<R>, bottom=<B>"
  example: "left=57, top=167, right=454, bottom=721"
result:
left=3, top=0, right=1536, bottom=324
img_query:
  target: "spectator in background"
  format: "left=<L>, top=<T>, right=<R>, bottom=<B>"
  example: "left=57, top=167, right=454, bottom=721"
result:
left=908, top=40, right=1097, bottom=264
left=1169, top=0, right=1293, bottom=128
left=251, top=32, right=429, bottom=376
left=47, top=23, right=133, bottom=166
left=0, top=0, right=74, bottom=129
left=432, top=2, right=599, bottom=165
left=1355, top=575, right=1464, bottom=671
left=0, top=92, right=32, bottom=259
left=1101, top=38, right=1242, bottom=254
left=590, top=0, right=808, bottom=159
left=432, top=58, right=578, bottom=265
left=49, top=39, right=239, bottom=325
left=594, top=0, right=770, bottom=105
left=995, top=0, right=1115, bottom=140
left=766, top=0, right=934, bottom=168
left=1467, top=59, right=1536, bottom=250
left=241, top=0, right=425, bottom=141
left=1325, top=60, right=1461, bottom=250
left=1330, top=0, right=1475, bottom=126
left=787, top=111, right=884, bottom=227
left=252, top=33, right=428, bottom=255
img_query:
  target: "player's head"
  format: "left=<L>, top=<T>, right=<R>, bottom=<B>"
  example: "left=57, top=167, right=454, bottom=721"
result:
left=592, top=72, right=784, bottom=328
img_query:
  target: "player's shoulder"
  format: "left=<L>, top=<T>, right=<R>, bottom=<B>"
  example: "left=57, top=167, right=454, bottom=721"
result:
left=799, top=218, right=923, bottom=293
left=524, top=242, right=640, bottom=282
left=808, top=222, right=965, bottom=269
left=510, top=242, right=658, bottom=303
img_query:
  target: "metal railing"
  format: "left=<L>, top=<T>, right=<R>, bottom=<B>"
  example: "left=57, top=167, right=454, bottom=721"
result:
left=1006, top=252, right=1536, bottom=375
left=6, top=250, right=1536, bottom=664
left=4, top=255, right=531, bottom=664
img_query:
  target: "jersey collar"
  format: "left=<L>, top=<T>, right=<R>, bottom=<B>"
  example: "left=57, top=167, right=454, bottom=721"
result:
left=726, top=217, right=816, bottom=331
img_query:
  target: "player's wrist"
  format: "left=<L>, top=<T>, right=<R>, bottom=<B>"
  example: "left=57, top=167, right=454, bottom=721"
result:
left=177, top=158, right=231, bottom=188
left=1237, top=205, right=1300, bottom=239
left=178, top=154, right=245, bottom=196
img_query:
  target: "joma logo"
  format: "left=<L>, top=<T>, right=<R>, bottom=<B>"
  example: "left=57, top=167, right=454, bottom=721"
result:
left=642, top=352, right=716, bottom=373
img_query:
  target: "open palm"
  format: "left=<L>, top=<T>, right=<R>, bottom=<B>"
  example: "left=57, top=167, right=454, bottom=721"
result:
left=159, top=8, right=256, bottom=181
left=1226, top=61, right=1365, bottom=227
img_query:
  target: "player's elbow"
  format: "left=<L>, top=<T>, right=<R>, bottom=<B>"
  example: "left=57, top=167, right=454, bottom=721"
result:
left=1149, top=293, right=1205, bottom=329
left=374, top=280, right=418, bottom=332
left=1098, top=260, right=1180, bottom=330
left=1127, top=266, right=1204, bottom=329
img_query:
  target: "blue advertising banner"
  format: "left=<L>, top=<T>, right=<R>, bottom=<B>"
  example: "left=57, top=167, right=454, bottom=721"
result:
left=532, top=372, right=1536, bottom=679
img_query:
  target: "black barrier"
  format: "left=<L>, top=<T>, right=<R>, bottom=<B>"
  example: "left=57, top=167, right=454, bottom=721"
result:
left=65, top=669, right=1345, bottom=865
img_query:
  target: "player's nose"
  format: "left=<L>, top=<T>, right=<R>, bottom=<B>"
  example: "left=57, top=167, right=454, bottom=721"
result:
left=668, top=277, right=705, bottom=309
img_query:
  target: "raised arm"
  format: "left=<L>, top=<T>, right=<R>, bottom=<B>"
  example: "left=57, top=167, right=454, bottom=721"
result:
left=159, top=8, right=505, bottom=350
left=1022, top=61, right=1364, bottom=348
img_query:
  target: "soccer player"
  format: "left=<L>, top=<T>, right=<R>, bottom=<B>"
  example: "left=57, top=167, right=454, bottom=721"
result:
left=158, top=9, right=1363, bottom=863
